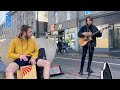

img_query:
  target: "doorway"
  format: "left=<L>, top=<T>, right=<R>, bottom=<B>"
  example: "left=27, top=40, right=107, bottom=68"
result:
left=58, top=30, right=65, bottom=42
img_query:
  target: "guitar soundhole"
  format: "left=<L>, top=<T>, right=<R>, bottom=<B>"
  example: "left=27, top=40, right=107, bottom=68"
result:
left=84, top=38, right=89, bottom=41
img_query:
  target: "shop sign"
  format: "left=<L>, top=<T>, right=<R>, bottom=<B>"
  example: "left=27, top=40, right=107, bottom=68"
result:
left=58, top=24, right=63, bottom=30
left=50, top=24, right=55, bottom=31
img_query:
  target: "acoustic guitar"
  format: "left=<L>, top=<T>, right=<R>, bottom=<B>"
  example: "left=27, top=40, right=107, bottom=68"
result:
left=78, top=26, right=109, bottom=46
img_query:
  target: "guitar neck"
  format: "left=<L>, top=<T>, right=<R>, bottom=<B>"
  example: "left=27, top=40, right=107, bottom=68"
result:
left=89, top=26, right=109, bottom=37
left=90, top=30, right=100, bottom=37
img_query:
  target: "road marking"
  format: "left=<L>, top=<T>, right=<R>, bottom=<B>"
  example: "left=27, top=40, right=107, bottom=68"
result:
left=55, top=57, right=120, bottom=66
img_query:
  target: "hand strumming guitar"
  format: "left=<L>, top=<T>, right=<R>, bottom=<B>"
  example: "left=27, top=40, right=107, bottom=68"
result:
left=82, top=32, right=88, bottom=36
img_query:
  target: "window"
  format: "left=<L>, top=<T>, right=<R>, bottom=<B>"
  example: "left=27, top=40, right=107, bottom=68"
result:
left=44, top=12, right=48, bottom=18
left=66, top=11, right=70, bottom=20
left=55, top=11, right=58, bottom=23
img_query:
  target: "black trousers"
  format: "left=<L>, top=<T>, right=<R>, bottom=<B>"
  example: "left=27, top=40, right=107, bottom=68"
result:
left=63, top=48, right=68, bottom=53
left=80, top=44, right=94, bottom=71
left=57, top=48, right=63, bottom=54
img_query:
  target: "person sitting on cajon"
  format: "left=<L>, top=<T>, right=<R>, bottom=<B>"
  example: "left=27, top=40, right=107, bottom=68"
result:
left=6, top=25, right=51, bottom=79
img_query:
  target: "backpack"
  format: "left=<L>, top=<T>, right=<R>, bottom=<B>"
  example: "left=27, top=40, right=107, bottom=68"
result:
left=36, top=48, right=47, bottom=79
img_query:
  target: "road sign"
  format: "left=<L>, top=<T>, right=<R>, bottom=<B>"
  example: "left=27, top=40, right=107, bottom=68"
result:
left=85, top=11, right=92, bottom=15
left=5, top=12, right=11, bottom=27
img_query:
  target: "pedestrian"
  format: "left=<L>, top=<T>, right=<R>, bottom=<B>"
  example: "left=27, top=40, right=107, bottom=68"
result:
left=62, top=41, right=65, bottom=53
left=78, top=16, right=104, bottom=75
left=6, top=25, right=51, bottom=79
left=63, top=42, right=68, bottom=53
left=57, top=39, right=63, bottom=54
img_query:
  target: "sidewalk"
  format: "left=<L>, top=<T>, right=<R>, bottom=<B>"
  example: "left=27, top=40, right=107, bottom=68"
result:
left=0, top=60, right=95, bottom=79
left=50, top=72, right=100, bottom=79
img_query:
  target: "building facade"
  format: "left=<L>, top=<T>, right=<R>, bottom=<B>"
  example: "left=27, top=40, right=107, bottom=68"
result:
left=48, top=11, right=120, bottom=53
left=9, top=11, right=36, bottom=39
left=0, top=22, right=6, bottom=39
left=48, top=11, right=78, bottom=51
left=36, top=11, right=48, bottom=37
left=1, top=11, right=48, bottom=39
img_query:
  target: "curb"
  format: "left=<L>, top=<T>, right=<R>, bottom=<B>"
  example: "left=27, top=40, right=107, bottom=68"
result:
left=60, top=53, right=120, bottom=59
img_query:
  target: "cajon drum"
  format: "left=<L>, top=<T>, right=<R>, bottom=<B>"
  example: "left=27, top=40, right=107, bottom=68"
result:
left=17, top=65, right=37, bottom=79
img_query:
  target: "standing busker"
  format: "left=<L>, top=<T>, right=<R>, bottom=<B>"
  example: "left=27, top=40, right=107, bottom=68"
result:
left=6, top=25, right=51, bottom=79
left=78, top=16, right=104, bottom=75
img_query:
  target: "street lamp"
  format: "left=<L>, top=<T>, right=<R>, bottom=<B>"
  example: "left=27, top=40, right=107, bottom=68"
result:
left=36, top=11, right=39, bottom=38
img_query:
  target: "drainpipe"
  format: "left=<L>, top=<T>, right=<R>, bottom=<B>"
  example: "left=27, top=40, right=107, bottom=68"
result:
left=36, top=11, right=39, bottom=38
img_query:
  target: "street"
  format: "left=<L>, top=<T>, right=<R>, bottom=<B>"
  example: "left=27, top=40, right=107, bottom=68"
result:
left=50, top=53, right=120, bottom=79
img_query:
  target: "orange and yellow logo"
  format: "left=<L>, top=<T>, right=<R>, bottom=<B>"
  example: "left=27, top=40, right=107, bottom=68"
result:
left=20, top=66, right=32, bottom=77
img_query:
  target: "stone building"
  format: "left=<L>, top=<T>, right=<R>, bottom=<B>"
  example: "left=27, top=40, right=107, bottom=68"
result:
left=2, top=11, right=48, bottom=39
left=9, top=11, right=36, bottom=38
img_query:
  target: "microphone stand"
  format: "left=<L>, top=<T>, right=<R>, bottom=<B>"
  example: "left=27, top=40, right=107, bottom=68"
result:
left=87, top=25, right=92, bottom=79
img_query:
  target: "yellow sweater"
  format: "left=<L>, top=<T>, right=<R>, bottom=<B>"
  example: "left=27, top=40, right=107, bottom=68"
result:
left=7, top=37, right=38, bottom=61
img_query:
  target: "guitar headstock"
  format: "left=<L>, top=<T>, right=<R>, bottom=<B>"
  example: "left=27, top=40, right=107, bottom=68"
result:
left=100, top=26, right=111, bottom=32
left=102, top=26, right=111, bottom=30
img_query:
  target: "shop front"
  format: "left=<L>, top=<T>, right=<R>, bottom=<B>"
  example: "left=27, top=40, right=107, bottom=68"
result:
left=49, top=19, right=78, bottom=52
left=96, top=24, right=109, bottom=49
left=110, top=23, right=120, bottom=50
left=92, top=23, right=120, bottom=52
left=65, top=27, right=76, bottom=50
left=50, top=27, right=78, bottom=52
